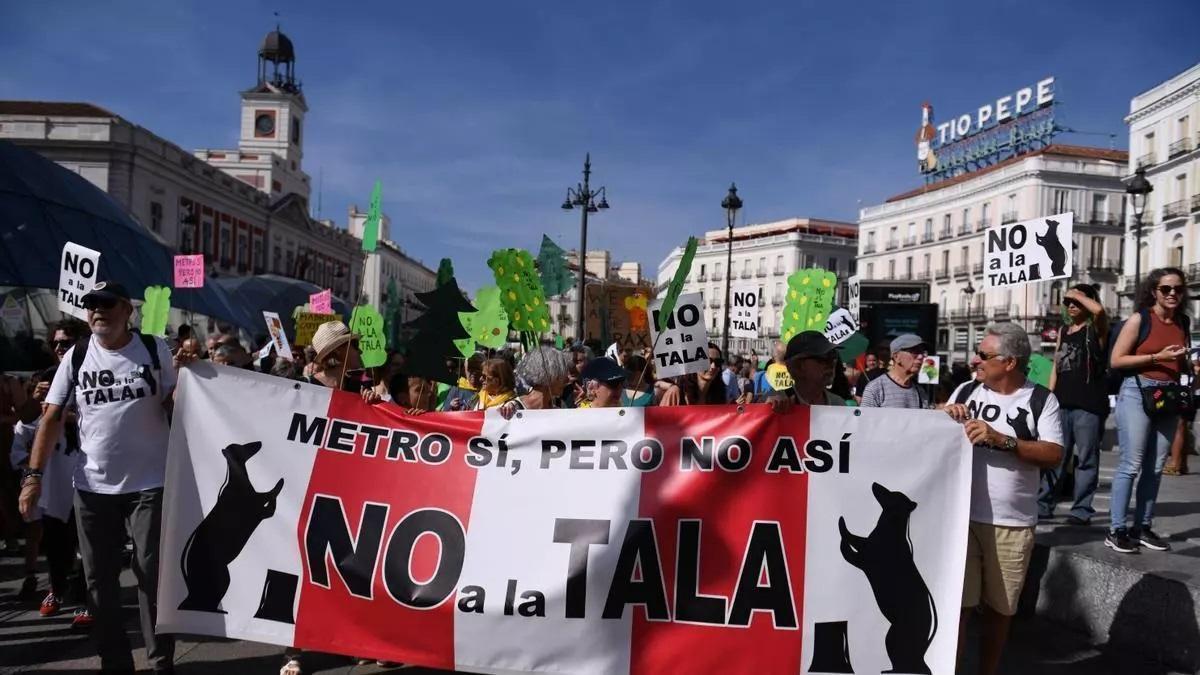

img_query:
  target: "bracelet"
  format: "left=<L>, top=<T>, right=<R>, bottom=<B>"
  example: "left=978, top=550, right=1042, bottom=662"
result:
left=20, top=474, right=42, bottom=488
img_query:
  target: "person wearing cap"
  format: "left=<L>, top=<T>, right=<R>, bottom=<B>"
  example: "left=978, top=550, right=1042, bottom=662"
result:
left=768, top=331, right=847, bottom=409
left=859, top=334, right=930, bottom=409
left=581, top=357, right=628, bottom=408
left=20, top=281, right=193, bottom=674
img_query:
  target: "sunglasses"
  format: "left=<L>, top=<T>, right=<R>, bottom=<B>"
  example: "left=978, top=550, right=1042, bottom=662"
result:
left=975, top=350, right=1007, bottom=362
left=52, top=339, right=74, bottom=350
left=82, top=297, right=118, bottom=311
left=1157, top=285, right=1185, bottom=297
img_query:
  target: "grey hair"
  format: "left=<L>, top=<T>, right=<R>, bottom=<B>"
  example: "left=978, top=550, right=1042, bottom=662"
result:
left=517, top=346, right=573, bottom=388
left=986, top=322, right=1031, bottom=371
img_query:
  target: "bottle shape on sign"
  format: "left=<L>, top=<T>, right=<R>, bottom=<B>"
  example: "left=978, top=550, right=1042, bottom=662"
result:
left=915, top=102, right=937, bottom=172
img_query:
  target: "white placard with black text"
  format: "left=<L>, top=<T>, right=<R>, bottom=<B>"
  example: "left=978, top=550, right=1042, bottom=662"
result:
left=729, top=284, right=760, bottom=340
left=58, top=242, right=101, bottom=320
left=985, top=212, right=1073, bottom=289
left=648, top=293, right=710, bottom=378
left=846, top=275, right=860, bottom=323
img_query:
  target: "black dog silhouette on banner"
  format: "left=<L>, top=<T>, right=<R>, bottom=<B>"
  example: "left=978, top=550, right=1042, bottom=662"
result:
left=1036, top=218, right=1067, bottom=276
left=179, top=441, right=284, bottom=613
left=839, top=482, right=937, bottom=675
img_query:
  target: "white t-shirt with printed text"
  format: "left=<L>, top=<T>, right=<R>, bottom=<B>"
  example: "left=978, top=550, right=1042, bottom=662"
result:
left=950, top=379, right=1064, bottom=527
left=46, top=334, right=176, bottom=494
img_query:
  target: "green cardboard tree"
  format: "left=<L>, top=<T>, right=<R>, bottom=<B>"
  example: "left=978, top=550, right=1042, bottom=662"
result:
left=536, top=235, right=573, bottom=298
left=436, top=258, right=455, bottom=288
left=383, top=278, right=403, bottom=349
left=657, top=237, right=698, bottom=332
left=361, top=181, right=382, bottom=252
left=488, top=248, right=550, bottom=334
left=454, top=285, right=509, bottom=358
left=140, top=286, right=171, bottom=337
left=780, top=267, right=838, bottom=343
left=404, top=278, right=476, bottom=384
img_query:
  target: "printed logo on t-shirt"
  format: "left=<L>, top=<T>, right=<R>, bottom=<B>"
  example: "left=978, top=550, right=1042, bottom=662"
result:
left=965, top=399, right=1036, bottom=440
left=77, top=364, right=157, bottom=405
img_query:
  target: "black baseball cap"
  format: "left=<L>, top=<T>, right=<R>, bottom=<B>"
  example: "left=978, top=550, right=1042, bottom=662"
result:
left=784, top=331, right=837, bottom=361
left=81, top=281, right=131, bottom=306
left=581, top=357, right=627, bottom=384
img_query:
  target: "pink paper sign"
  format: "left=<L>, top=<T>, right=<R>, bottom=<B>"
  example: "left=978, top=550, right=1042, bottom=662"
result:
left=173, top=255, right=205, bottom=288
left=310, top=289, right=332, bottom=314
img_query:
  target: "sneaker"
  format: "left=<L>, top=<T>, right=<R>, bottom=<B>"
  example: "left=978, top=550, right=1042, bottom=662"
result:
left=1133, top=528, right=1171, bottom=551
left=1105, top=529, right=1139, bottom=554
left=71, top=608, right=94, bottom=629
left=1066, top=515, right=1090, bottom=526
left=17, top=575, right=38, bottom=600
left=39, top=592, right=62, bottom=617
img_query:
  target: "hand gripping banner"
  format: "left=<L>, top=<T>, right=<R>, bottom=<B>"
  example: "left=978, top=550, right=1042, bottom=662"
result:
left=159, top=366, right=972, bottom=674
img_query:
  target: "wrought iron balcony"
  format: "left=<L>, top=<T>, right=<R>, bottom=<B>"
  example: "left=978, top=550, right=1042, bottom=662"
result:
left=1168, top=138, right=1193, bottom=159
left=1001, top=211, right=1020, bottom=224
left=1164, top=199, right=1189, bottom=220
left=976, top=219, right=990, bottom=232
left=972, top=262, right=984, bottom=277
left=938, top=228, right=953, bottom=240
left=993, top=306, right=1013, bottom=319
left=921, top=232, right=934, bottom=243
left=953, top=265, right=969, bottom=278
left=1193, top=194, right=1200, bottom=212
left=904, top=236, right=917, bottom=247
left=756, top=269, right=767, bottom=278
left=774, top=266, right=787, bottom=275
left=886, top=239, right=899, bottom=250
left=1136, top=152, right=1156, bottom=169
left=712, top=273, right=723, bottom=281
left=696, top=274, right=707, bottom=282
left=862, top=244, right=877, bottom=254
left=1086, top=258, right=1121, bottom=273
left=896, top=272, right=911, bottom=281
left=916, top=270, right=930, bottom=280
left=740, top=270, right=753, bottom=279
left=935, top=267, right=950, bottom=280
left=1087, top=215, right=1118, bottom=227
left=957, top=224, right=972, bottom=236
left=771, top=296, right=783, bottom=307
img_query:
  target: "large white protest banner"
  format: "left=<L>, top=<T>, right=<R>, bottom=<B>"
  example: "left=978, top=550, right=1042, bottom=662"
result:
left=160, top=365, right=973, bottom=674
left=647, top=293, right=709, bottom=378
left=729, top=284, right=760, bottom=340
left=985, top=212, right=1073, bottom=289
left=58, top=242, right=101, bottom=320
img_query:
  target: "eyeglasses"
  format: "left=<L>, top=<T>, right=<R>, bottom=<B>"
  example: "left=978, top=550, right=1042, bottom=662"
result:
left=975, top=350, right=1007, bottom=362
left=82, top=297, right=118, bottom=311
left=52, top=339, right=73, bottom=350
left=1157, top=285, right=1185, bottom=297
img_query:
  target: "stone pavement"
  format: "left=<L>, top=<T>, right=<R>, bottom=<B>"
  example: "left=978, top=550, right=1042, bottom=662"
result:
left=1, top=429, right=1197, bottom=674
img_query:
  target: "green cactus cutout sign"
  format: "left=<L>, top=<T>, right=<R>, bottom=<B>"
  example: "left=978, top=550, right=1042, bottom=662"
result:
left=780, top=268, right=838, bottom=343
left=487, top=248, right=550, bottom=333
left=140, top=286, right=171, bottom=337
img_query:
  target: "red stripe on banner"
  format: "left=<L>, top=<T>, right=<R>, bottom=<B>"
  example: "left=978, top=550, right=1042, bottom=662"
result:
left=293, top=392, right=483, bottom=668
left=632, top=404, right=810, bottom=674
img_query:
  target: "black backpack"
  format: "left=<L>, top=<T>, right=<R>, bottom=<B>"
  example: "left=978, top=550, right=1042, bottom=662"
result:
left=953, top=379, right=1051, bottom=440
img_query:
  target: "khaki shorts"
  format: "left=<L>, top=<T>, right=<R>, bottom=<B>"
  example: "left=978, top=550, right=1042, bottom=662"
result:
left=962, top=521, right=1035, bottom=616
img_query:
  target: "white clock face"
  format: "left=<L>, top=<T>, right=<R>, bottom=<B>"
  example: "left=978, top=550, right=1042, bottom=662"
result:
left=255, top=113, right=275, bottom=135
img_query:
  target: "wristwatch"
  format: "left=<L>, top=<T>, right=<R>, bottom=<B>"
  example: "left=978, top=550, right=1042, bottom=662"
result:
left=21, top=467, right=43, bottom=480
left=1001, top=436, right=1017, bottom=452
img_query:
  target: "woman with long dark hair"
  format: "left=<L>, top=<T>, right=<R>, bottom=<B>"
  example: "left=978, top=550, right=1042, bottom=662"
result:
left=1107, top=267, right=1189, bottom=554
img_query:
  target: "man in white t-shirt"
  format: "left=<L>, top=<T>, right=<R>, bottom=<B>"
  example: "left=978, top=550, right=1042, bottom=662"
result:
left=18, top=281, right=195, bottom=675
left=944, top=322, right=1063, bottom=675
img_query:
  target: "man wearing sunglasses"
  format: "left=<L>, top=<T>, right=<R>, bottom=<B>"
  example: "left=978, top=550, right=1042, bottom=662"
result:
left=944, top=323, right=1063, bottom=675
left=768, top=330, right=847, bottom=409
left=19, top=281, right=194, bottom=674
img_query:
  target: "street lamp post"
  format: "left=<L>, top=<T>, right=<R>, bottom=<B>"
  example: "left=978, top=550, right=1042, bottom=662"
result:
left=961, top=280, right=976, bottom=367
left=561, top=154, right=610, bottom=341
left=720, top=184, right=743, bottom=358
left=1127, top=166, right=1153, bottom=291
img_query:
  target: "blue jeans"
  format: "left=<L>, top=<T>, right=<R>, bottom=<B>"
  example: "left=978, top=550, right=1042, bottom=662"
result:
left=1037, top=408, right=1101, bottom=520
left=1111, top=377, right=1177, bottom=533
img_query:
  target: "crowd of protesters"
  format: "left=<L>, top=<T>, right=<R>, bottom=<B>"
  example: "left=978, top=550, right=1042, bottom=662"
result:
left=0, top=268, right=1197, bottom=675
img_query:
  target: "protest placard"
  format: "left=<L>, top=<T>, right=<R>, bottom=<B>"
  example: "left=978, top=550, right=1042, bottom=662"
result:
left=985, top=212, right=1073, bottom=289
left=294, top=312, right=340, bottom=347
left=140, top=286, right=171, bottom=337
left=263, top=311, right=293, bottom=360
left=173, top=254, right=205, bottom=289
left=350, top=304, right=387, bottom=368
left=58, top=242, right=100, bottom=320
left=309, top=290, right=332, bottom=315
left=729, top=284, right=760, bottom=339
left=918, top=355, right=940, bottom=385
left=847, top=275, right=861, bottom=323
left=647, top=292, right=708, bottom=378
left=160, top=366, right=971, bottom=675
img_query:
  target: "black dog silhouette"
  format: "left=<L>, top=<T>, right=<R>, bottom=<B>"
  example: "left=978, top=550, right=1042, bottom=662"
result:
left=1036, top=219, right=1067, bottom=276
left=179, top=442, right=284, bottom=613
left=839, top=483, right=937, bottom=675
left=1006, top=407, right=1035, bottom=441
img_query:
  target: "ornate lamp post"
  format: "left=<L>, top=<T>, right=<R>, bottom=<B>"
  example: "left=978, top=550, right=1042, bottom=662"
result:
left=561, top=154, right=610, bottom=340
left=1127, top=166, right=1153, bottom=287
left=961, top=280, right=976, bottom=366
left=720, top=183, right=743, bottom=357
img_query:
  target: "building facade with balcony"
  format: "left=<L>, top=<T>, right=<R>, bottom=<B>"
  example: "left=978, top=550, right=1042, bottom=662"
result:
left=0, top=28, right=364, bottom=305
left=656, top=217, right=858, bottom=353
left=544, top=249, right=647, bottom=340
left=858, top=144, right=1128, bottom=361
left=1123, top=61, right=1200, bottom=316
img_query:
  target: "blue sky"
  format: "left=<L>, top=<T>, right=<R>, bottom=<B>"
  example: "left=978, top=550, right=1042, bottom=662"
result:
left=3, top=0, right=1197, bottom=292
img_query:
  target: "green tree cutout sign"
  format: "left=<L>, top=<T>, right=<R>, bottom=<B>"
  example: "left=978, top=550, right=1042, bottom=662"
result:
left=140, top=286, right=171, bottom=337
left=436, top=258, right=455, bottom=288
left=487, top=248, right=550, bottom=333
left=350, top=304, right=387, bottom=368
left=780, top=268, right=838, bottom=343
left=454, top=285, right=509, bottom=357
left=536, top=235, right=572, bottom=298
